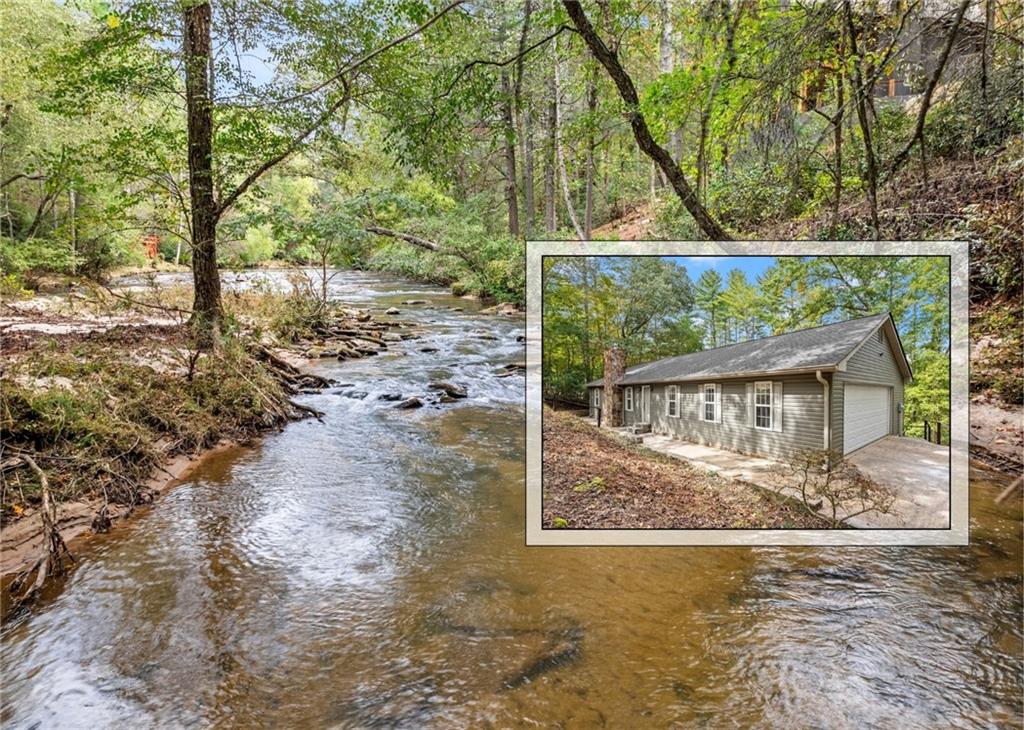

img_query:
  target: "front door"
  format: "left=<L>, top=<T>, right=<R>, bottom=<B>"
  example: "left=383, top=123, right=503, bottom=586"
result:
left=640, top=385, right=651, bottom=423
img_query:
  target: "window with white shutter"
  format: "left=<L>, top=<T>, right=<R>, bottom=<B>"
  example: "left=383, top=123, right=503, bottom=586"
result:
left=703, top=384, right=719, bottom=423
left=666, top=385, right=678, bottom=417
left=754, top=381, right=772, bottom=430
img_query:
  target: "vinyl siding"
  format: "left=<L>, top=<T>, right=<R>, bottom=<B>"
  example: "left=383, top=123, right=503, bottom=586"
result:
left=832, top=329, right=906, bottom=454
left=646, top=374, right=827, bottom=459
left=621, top=386, right=649, bottom=426
left=623, top=386, right=636, bottom=426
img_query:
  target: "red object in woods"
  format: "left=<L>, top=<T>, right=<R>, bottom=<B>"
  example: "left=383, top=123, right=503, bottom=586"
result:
left=142, top=234, right=159, bottom=259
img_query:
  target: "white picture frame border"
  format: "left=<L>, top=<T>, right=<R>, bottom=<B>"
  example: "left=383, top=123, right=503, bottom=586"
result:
left=525, top=240, right=969, bottom=546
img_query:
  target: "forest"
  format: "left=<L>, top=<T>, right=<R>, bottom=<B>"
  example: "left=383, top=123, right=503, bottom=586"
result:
left=541, top=254, right=952, bottom=436
left=2, top=1, right=1020, bottom=319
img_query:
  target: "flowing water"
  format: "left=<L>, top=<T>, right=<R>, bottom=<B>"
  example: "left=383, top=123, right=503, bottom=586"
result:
left=1, top=271, right=1021, bottom=728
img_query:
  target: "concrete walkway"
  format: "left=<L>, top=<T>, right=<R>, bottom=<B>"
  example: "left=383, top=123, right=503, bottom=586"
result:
left=642, top=436, right=779, bottom=483
left=639, top=433, right=950, bottom=528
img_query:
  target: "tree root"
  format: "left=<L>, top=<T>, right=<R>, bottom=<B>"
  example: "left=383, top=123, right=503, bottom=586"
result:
left=7, top=455, right=75, bottom=610
left=250, top=343, right=333, bottom=393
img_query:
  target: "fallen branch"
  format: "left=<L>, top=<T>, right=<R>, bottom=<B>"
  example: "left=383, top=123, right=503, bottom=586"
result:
left=364, top=225, right=440, bottom=251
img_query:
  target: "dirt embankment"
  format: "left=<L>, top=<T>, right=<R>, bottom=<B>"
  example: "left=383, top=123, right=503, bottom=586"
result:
left=541, top=409, right=829, bottom=529
left=0, top=287, right=408, bottom=590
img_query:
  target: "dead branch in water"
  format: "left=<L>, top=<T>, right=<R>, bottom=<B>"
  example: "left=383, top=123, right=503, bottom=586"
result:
left=8, top=455, right=75, bottom=607
left=995, top=475, right=1022, bottom=505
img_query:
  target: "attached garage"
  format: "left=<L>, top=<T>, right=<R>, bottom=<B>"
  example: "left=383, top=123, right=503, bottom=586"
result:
left=842, top=384, right=891, bottom=454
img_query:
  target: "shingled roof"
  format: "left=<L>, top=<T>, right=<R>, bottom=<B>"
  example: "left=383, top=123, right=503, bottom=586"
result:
left=587, top=312, right=912, bottom=387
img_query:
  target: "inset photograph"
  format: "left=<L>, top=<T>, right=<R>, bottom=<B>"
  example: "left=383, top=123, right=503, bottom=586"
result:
left=540, top=253, right=952, bottom=532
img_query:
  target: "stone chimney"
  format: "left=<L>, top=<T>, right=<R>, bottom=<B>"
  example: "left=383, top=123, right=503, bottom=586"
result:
left=603, top=347, right=626, bottom=427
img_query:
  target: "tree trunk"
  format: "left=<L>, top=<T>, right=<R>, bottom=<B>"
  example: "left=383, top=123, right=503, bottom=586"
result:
left=552, top=34, right=585, bottom=240
left=831, top=62, right=844, bottom=233
left=564, top=1, right=730, bottom=240
left=883, top=0, right=970, bottom=183
left=500, top=70, right=520, bottom=237
left=520, top=103, right=536, bottom=236
left=68, top=186, right=76, bottom=275
left=843, top=1, right=880, bottom=239
left=513, top=0, right=535, bottom=237
left=544, top=69, right=557, bottom=232
left=183, top=1, right=222, bottom=340
left=658, top=0, right=676, bottom=170
left=584, top=67, right=597, bottom=237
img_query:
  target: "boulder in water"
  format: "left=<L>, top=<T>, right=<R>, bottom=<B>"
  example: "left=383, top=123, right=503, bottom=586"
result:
left=396, top=397, right=423, bottom=409
left=428, top=381, right=467, bottom=398
left=481, top=302, right=520, bottom=316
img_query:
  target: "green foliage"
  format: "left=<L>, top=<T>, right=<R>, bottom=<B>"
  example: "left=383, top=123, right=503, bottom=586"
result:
left=903, top=349, right=950, bottom=437
left=573, top=477, right=606, bottom=493
left=0, top=237, right=80, bottom=280
left=544, top=254, right=951, bottom=422
left=542, top=256, right=697, bottom=399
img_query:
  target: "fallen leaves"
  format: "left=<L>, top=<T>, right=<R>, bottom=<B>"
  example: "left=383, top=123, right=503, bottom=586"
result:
left=541, top=409, right=828, bottom=529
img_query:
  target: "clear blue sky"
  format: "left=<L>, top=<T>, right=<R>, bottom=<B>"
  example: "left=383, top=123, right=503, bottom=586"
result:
left=668, top=256, right=777, bottom=281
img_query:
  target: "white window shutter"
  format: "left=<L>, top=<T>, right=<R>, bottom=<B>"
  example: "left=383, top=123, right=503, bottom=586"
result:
left=772, top=381, right=783, bottom=432
left=746, top=382, right=754, bottom=427
left=701, top=384, right=708, bottom=422
left=716, top=384, right=723, bottom=423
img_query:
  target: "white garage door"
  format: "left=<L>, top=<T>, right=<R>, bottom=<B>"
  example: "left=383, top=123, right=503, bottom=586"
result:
left=843, top=384, right=891, bottom=454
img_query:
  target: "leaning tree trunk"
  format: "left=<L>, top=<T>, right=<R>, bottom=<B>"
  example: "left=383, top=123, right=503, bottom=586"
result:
left=564, top=1, right=731, bottom=241
left=183, top=1, right=222, bottom=341
left=832, top=59, right=844, bottom=233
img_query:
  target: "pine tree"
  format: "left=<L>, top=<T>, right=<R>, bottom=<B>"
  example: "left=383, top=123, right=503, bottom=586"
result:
left=694, top=269, right=724, bottom=347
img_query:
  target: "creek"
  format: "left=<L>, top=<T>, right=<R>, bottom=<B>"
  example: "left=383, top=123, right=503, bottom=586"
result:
left=1, top=270, right=1020, bottom=728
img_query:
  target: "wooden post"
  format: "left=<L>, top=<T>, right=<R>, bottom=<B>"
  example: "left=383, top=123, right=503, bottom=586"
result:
left=937, top=422, right=942, bottom=445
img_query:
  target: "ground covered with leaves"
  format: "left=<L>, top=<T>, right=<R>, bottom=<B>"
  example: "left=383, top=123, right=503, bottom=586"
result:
left=541, top=409, right=829, bottom=529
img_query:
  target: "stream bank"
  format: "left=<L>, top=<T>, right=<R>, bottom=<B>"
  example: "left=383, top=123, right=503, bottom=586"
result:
left=1, top=269, right=489, bottom=600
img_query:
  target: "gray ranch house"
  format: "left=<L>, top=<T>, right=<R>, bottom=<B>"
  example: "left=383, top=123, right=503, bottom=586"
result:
left=586, top=312, right=913, bottom=459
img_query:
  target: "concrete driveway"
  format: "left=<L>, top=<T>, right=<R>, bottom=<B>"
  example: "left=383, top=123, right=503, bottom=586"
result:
left=640, top=433, right=950, bottom=528
left=846, top=436, right=950, bottom=528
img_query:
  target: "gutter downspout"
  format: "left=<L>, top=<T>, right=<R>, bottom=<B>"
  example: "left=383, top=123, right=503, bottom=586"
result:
left=816, top=370, right=830, bottom=452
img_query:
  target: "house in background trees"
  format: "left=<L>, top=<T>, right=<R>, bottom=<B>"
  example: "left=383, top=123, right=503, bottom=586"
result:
left=798, top=0, right=988, bottom=111
left=587, top=312, right=915, bottom=458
